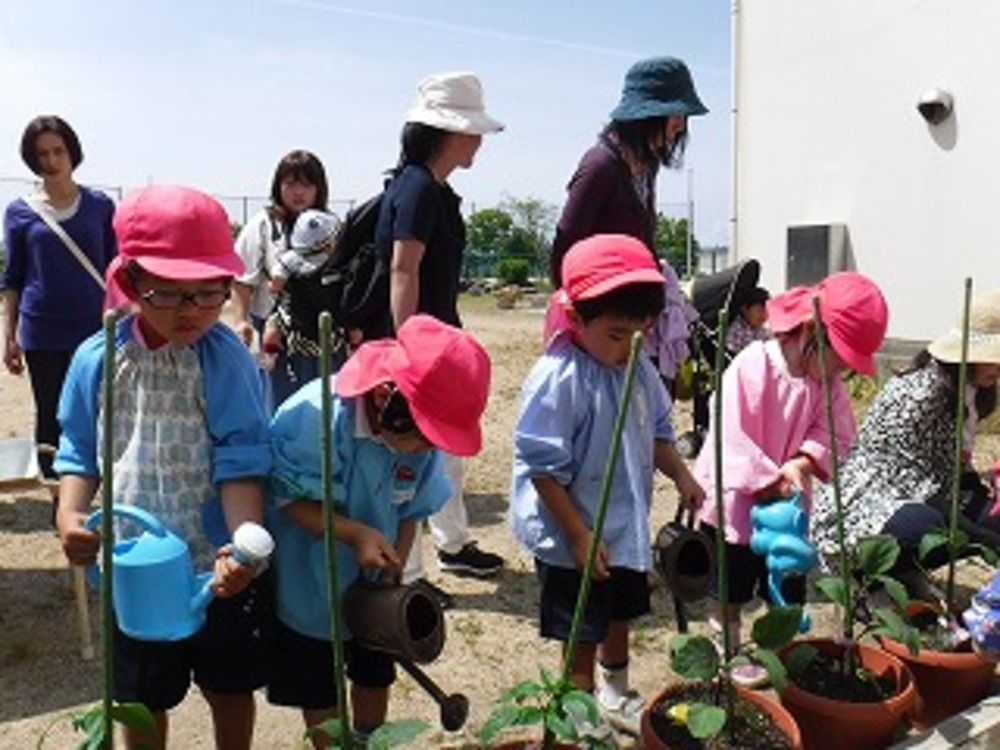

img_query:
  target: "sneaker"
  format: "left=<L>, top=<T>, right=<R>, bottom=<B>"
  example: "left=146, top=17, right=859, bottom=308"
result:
left=437, top=542, right=504, bottom=577
left=730, top=662, right=770, bottom=689
left=413, top=578, right=454, bottom=610
left=597, top=690, right=643, bottom=737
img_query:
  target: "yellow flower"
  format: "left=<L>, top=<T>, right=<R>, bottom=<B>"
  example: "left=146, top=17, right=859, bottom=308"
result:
left=667, top=702, right=690, bottom=725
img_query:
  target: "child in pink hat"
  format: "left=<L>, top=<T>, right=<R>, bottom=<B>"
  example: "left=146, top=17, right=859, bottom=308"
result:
left=511, top=234, right=705, bottom=736
left=55, top=185, right=273, bottom=748
left=266, top=314, right=490, bottom=741
left=694, top=271, right=888, bottom=686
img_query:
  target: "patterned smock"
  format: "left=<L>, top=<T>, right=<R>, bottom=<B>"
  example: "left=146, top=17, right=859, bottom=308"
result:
left=811, top=362, right=960, bottom=555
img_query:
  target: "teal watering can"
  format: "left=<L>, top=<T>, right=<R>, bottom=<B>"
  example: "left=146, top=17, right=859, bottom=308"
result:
left=750, top=491, right=817, bottom=632
left=85, top=505, right=273, bottom=642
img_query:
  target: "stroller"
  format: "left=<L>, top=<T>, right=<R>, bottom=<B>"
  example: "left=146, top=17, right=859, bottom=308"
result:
left=675, top=259, right=763, bottom=459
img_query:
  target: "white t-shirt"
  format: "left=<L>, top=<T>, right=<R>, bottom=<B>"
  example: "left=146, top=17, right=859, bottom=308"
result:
left=234, top=209, right=287, bottom=319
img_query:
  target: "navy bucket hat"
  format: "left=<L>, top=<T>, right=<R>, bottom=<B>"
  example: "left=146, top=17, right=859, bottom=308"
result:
left=610, top=56, right=708, bottom=121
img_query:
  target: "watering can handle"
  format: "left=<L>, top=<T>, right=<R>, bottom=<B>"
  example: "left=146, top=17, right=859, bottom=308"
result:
left=673, top=505, right=699, bottom=529
left=82, top=505, right=169, bottom=589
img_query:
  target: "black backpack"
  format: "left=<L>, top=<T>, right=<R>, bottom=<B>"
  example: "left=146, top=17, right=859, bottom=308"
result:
left=285, top=192, right=391, bottom=340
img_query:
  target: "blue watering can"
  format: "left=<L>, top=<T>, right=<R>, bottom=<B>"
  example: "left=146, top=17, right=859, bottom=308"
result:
left=750, top=491, right=817, bottom=632
left=85, top=505, right=273, bottom=641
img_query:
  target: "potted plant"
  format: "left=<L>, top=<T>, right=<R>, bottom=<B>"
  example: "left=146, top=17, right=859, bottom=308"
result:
left=777, top=299, right=918, bottom=750
left=641, top=605, right=803, bottom=749
left=877, top=279, right=999, bottom=729
left=642, top=310, right=801, bottom=749
left=478, top=333, right=645, bottom=750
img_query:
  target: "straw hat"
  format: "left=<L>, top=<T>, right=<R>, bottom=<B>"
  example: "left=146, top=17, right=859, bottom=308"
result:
left=928, top=291, right=1000, bottom=364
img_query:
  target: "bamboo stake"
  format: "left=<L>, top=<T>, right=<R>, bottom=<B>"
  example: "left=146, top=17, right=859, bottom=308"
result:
left=812, top=296, right=854, bottom=674
left=713, top=311, right=732, bottom=666
left=560, top=331, right=644, bottom=678
left=100, top=310, right=116, bottom=747
left=319, top=311, right=353, bottom=749
left=946, top=278, right=973, bottom=609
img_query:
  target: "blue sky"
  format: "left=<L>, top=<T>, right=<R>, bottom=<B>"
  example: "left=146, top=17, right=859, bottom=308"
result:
left=0, top=0, right=732, bottom=244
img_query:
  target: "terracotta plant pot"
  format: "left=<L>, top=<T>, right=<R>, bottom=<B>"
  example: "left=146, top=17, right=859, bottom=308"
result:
left=880, top=635, right=996, bottom=730
left=778, top=639, right=917, bottom=750
left=640, top=681, right=803, bottom=750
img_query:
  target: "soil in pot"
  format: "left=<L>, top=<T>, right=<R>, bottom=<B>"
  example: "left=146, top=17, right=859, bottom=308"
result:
left=646, top=683, right=795, bottom=750
left=789, top=647, right=899, bottom=702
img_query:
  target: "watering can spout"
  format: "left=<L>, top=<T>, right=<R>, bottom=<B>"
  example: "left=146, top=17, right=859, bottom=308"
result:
left=192, top=572, right=215, bottom=620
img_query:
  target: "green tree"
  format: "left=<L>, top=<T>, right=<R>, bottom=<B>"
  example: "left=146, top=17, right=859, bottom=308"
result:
left=656, top=214, right=700, bottom=278
left=499, top=195, right=556, bottom=278
left=466, top=208, right=514, bottom=254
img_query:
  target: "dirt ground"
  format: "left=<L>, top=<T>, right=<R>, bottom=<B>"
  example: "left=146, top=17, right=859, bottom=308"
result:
left=0, top=299, right=995, bottom=749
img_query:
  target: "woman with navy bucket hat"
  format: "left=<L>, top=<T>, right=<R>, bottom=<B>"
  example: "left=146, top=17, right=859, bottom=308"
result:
left=549, top=56, right=708, bottom=287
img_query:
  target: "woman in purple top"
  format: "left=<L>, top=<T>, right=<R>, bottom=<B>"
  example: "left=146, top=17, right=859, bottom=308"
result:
left=549, top=57, right=708, bottom=287
left=1, top=115, right=117, bottom=507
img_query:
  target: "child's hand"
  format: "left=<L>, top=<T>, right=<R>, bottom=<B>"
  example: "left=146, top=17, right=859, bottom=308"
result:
left=212, top=545, right=256, bottom=598
left=758, top=455, right=815, bottom=499
left=569, top=530, right=610, bottom=581
left=676, top=472, right=706, bottom=512
left=352, top=526, right=403, bottom=578
left=267, top=276, right=287, bottom=294
left=261, top=322, right=284, bottom=354
left=57, top=511, right=100, bottom=566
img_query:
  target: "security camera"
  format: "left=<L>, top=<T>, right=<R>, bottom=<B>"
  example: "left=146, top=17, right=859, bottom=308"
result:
left=916, top=88, right=954, bottom=125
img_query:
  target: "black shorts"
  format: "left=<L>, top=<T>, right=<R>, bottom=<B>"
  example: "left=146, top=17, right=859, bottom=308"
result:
left=267, top=618, right=396, bottom=710
left=700, top=524, right=807, bottom=606
left=113, top=570, right=274, bottom=711
left=535, top=559, right=651, bottom=643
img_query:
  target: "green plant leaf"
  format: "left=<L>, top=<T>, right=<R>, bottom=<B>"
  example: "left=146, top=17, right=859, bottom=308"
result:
left=918, top=529, right=949, bottom=563
left=687, top=702, right=727, bottom=739
left=109, top=702, right=156, bottom=736
left=307, top=719, right=346, bottom=746
left=478, top=704, right=524, bottom=742
left=857, top=535, right=900, bottom=576
left=815, top=576, right=849, bottom=608
left=562, top=689, right=601, bottom=727
left=367, top=719, right=429, bottom=749
left=670, top=634, right=720, bottom=681
left=545, top=711, right=576, bottom=741
left=968, top=542, right=999, bottom=566
left=873, top=607, right=921, bottom=655
left=754, top=648, right=789, bottom=692
left=782, top=642, right=818, bottom=677
left=752, top=606, right=802, bottom=650
left=501, top=678, right=547, bottom=703
left=871, top=574, right=910, bottom=611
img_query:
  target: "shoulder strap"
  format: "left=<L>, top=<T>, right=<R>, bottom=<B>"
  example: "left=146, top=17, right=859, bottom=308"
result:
left=24, top=195, right=106, bottom=291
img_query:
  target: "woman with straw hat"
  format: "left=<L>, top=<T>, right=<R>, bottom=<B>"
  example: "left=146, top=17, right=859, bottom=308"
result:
left=812, top=291, right=1000, bottom=598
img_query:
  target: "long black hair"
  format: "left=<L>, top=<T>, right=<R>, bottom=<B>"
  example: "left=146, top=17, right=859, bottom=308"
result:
left=603, top=117, right=688, bottom=171
left=391, top=122, right=451, bottom=176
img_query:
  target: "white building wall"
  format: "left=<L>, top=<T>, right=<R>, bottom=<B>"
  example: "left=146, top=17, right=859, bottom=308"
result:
left=734, top=0, right=1000, bottom=340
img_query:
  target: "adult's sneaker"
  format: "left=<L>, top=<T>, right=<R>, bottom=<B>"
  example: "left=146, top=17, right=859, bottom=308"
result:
left=437, top=542, right=504, bottom=577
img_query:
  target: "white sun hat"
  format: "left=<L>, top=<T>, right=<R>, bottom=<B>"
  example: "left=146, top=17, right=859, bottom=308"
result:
left=405, top=71, right=504, bottom=135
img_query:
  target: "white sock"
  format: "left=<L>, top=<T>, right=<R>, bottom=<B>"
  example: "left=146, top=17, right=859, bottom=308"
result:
left=597, top=661, right=629, bottom=707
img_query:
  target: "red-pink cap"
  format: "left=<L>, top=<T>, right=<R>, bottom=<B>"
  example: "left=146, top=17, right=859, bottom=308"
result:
left=561, top=234, right=665, bottom=301
left=768, top=271, right=889, bottom=375
left=106, top=185, right=243, bottom=300
left=335, top=315, right=491, bottom=456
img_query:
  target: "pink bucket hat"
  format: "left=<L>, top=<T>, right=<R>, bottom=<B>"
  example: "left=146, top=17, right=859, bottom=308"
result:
left=562, top=234, right=665, bottom=302
left=767, top=271, right=889, bottom=375
left=105, top=185, right=243, bottom=302
left=336, top=315, right=492, bottom=456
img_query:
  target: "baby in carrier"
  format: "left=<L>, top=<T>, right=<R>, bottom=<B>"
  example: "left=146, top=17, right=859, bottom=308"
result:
left=261, top=208, right=341, bottom=358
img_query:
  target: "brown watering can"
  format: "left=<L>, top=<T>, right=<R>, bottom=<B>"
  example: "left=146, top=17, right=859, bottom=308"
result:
left=653, top=507, right=715, bottom=602
left=344, top=578, right=445, bottom=664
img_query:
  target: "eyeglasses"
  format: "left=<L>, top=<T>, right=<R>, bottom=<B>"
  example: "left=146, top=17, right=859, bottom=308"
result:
left=140, top=288, right=231, bottom=310
left=378, top=387, right=418, bottom=435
